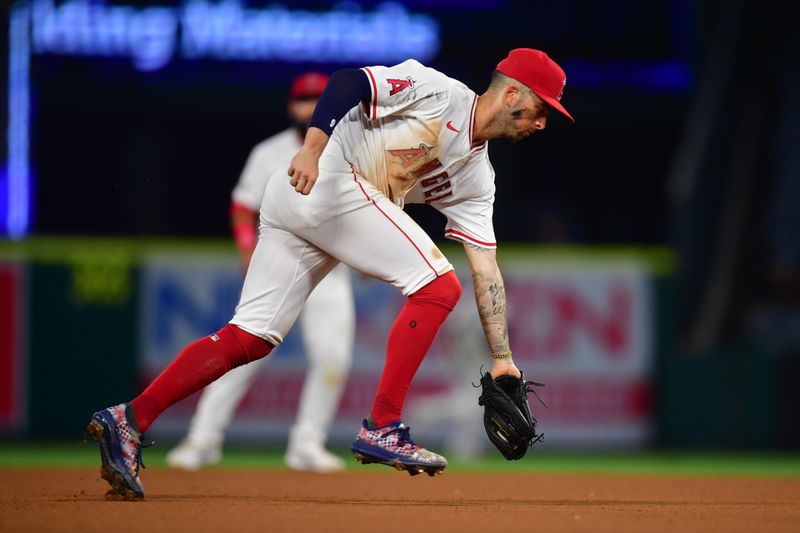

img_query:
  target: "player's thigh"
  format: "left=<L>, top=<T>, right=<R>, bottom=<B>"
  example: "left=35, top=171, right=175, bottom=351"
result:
left=231, top=225, right=338, bottom=346
left=262, top=164, right=452, bottom=296
left=301, top=193, right=452, bottom=296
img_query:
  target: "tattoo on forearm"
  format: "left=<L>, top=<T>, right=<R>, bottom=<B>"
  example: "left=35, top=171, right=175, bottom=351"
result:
left=472, top=269, right=510, bottom=355
left=488, top=283, right=506, bottom=315
left=498, top=323, right=508, bottom=339
left=488, top=283, right=499, bottom=305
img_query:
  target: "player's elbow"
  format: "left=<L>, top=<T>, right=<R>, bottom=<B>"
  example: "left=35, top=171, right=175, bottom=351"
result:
left=466, top=250, right=500, bottom=279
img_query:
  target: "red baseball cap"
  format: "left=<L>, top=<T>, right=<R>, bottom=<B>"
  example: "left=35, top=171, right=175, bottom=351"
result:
left=496, top=48, right=574, bottom=122
left=289, top=72, right=330, bottom=100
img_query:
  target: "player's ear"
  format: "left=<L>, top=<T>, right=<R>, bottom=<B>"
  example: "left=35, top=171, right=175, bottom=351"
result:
left=503, top=83, right=520, bottom=108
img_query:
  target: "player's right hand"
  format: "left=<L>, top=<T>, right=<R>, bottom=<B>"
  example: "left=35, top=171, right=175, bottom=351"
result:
left=288, top=128, right=329, bottom=195
left=288, top=148, right=319, bottom=195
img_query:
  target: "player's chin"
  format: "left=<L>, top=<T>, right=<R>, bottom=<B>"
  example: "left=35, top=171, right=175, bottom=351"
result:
left=510, top=131, right=533, bottom=144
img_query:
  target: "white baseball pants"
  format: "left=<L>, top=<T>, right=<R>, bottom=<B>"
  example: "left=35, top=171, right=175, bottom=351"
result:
left=230, top=160, right=453, bottom=346
left=182, top=263, right=354, bottom=450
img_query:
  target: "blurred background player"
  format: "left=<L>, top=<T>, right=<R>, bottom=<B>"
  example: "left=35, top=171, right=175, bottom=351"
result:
left=166, top=73, right=355, bottom=473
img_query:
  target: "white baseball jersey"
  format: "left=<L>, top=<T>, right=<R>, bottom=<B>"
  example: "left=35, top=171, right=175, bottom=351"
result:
left=323, top=59, right=497, bottom=249
left=233, top=59, right=500, bottom=343
left=231, top=128, right=303, bottom=210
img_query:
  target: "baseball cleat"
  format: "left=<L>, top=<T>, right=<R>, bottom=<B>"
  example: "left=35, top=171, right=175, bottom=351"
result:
left=86, top=404, right=148, bottom=500
left=166, top=439, right=222, bottom=471
left=285, top=445, right=346, bottom=473
left=351, top=419, right=447, bottom=477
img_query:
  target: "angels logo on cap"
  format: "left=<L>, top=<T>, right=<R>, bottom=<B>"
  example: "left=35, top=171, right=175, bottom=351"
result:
left=496, top=48, right=574, bottom=122
left=557, top=78, right=566, bottom=102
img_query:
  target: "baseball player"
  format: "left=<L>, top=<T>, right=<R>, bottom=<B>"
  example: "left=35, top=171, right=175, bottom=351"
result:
left=165, top=73, right=355, bottom=473
left=88, top=48, right=573, bottom=498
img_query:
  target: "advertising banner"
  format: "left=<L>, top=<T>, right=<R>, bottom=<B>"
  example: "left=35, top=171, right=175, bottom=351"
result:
left=139, top=249, right=654, bottom=452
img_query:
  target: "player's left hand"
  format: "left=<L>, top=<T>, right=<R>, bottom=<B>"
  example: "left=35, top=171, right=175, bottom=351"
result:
left=477, top=370, right=545, bottom=460
left=490, top=358, right=522, bottom=379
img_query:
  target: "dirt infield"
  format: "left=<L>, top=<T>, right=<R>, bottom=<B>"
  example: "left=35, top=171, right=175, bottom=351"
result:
left=1, top=468, right=799, bottom=532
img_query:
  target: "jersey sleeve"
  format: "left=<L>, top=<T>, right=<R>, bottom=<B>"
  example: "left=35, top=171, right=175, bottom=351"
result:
left=407, top=153, right=497, bottom=250
left=231, top=138, right=285, bottom=210
left=361, top=59, right=450, bottom=121
left=440, top=196, right=496, bottom=250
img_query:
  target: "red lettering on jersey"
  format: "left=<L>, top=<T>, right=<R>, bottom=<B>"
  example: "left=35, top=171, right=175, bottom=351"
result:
left=387, top=143, right=432, bottom=168
left=412, top=158, right=442, bottom=178
left=424, top=181, right=451, bottom=197
left=426, top=190, right=453, bottom=203
left=420, top=171, right=448, bottom=189
left=387, top=77, right=414, bottom=96
left=420, top=171, right=452, bottom=203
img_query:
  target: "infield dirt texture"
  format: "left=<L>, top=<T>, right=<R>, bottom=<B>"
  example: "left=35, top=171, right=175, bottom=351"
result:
left=2, top=467, right=799, bottom=532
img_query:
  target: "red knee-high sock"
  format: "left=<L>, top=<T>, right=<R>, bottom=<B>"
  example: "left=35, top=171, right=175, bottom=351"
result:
left=370, top=271, right=462, bottom=427
left=131, top=324, right=272, bottom=433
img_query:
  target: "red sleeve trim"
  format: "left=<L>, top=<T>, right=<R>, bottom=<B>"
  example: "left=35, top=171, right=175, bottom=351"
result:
left=362, top=67, right=378, bottom=119
left=444, top=228, right=496, bottom=248
left=469, top=144, right=487, bottom=155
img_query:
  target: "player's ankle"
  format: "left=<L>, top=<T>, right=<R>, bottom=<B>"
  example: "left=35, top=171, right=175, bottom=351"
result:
left=124, top=403, right=141, bottom=434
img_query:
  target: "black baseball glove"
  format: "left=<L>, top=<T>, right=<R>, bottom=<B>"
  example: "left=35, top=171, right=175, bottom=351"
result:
left=477, top=371, right=545, bottom=460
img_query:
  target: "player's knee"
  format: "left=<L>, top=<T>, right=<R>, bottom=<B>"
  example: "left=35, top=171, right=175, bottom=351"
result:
left=224, top=323, right=273, bottom=365
left=412, top=270, right=462, bottom=311
left=439, top=270, right=463, bottom=304
left=306, top=332, right=353, bottom=371
left=324, top=346, right=354, bottom=372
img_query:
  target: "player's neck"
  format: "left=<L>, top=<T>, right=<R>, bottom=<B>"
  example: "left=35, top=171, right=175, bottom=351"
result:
left=471, top=92, right=501, bottom=146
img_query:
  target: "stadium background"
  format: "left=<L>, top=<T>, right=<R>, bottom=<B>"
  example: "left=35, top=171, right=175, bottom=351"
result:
left=0, top=2, right=799, bottom=527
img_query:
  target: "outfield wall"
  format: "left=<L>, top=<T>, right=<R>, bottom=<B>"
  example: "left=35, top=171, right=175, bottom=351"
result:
left=1, top=238, right=677, bottom=453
